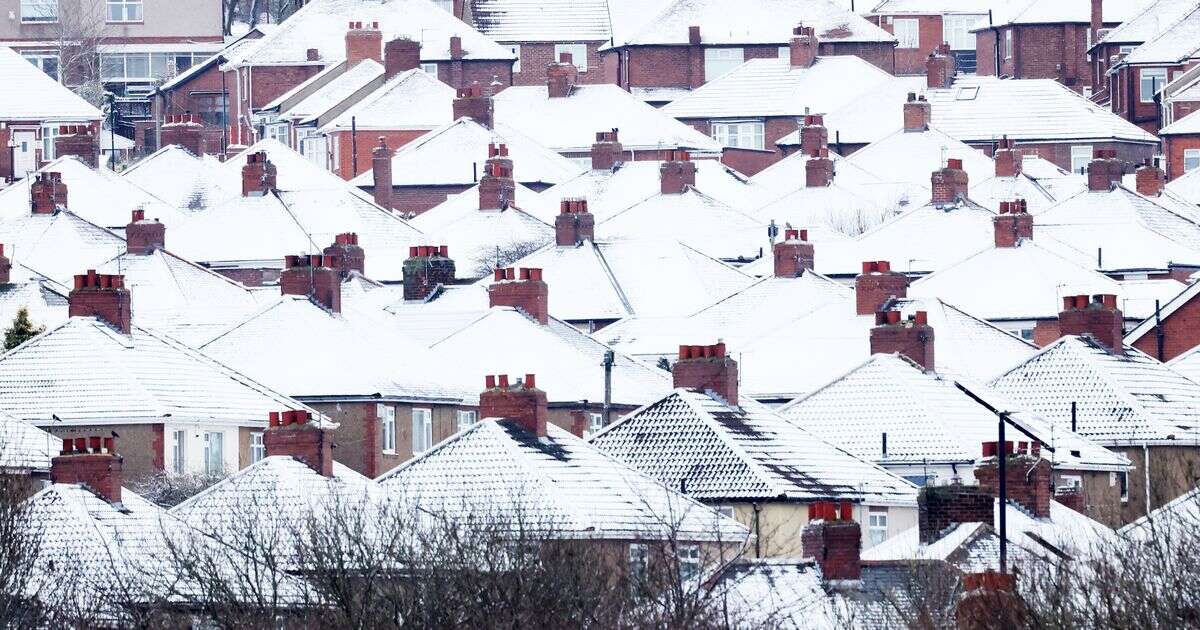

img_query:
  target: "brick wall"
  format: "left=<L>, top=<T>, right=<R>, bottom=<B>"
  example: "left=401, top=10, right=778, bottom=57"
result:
left=917, top=484, right=993, bottom=543
left=976, top=29, right=997, bottom=77
left=1164, top=135, right=1200, bottom=181
left=428, top=60, right=514, bottom=90
left=974, top=454, right=1052, bottom=518
left=331, top=129, right=428, bottom=180
left=1113, top=445, right=1200, bottom=526
left=510, top=42, right=610, bottom=86
left=822, top=41, right=895, bottom=74
left=45, top=423, right=163, bottom=483
left=1131, top=288, right=1200, bottom=361
left=682, top=116, right=797, bottom=169
left=969, top=139, right=1154, bottom=173
left=873, top=14, right=943, bottom=76
left=1172, top=100, right=1200, bottom=124
left=307, top=400, right=466, bottom=477
left=1111, top=64, right=1180, bottom=134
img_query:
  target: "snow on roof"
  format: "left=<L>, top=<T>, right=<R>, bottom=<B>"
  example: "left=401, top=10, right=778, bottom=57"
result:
left=967, top=172, right=1059, bottom=214
left=121, top=146, right=239, bottom=213
left=1127, top=279, right=1200, bottom=349
left=591, top=387, right=919, bottom=503
left=749, top=183, right=893, bottom=240
left=612, top=0, right=895, bottom=47
left=156, top=27, right=270, bottom=91
left=322, top=67, right=455, bottom=132
left=987, top=0, right=1151, bottom=27
left=262, top=59, right=348, bottom=112
left=708, top=559, right=849, bottom=630
left=0, top=47, right=100, bottom=120
left=378, top=419, right=750, bottom=542
left=410, top=189, right=553, bottom=279
left=1168, top=344, right=1200, bottom=384
left=842, top=128, right=996, bottom=195
left=0, top=210, right=125, bottom=283
left=923, top=77, right=1158, bottom=144
left=1094, top=0, right=1200, bottom=48
left=597, top=188, right=767, bottom=260
left=225, top=0, right=515, bottom=66
left=0, top=414, right=55, bottom=471
left=1121, top=4, right=1200, bottom=66
left=0, top=318, right=313, bottom=428
left=223, top=138, right=374, bottom=193
left=1120, top=482, right=1200, bottom=537
left=467, top=0, right=613, bottom=41
left=0, top=273, right=68, bottom=340
left=774, top=75, right=928, bottom=147
left=350, top=119, right=581, bottom=187
left=749, top=151, right=916, bottom=213
left=280, top=59, right=384, bottom=124
left=1159, top=109, right=1200, bottom=135
left=870, top=0, right=1005, bottom=14
left=989, top=335, right=1200, bottom=445
left=662, top=56, right=895, bottom=119
left=1165, top=161, right=1200, bottom=204
left=497, top=84, right=721, bottom=154
left=778, top=354, right=1127, bottom=471
left=862, top=522, right=1038, bottom=573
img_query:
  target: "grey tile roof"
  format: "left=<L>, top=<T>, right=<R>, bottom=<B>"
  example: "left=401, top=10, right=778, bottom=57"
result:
left=467, top=0, right=613, bottom=41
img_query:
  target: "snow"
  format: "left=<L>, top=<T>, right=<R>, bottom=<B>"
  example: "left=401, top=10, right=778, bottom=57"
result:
left=322, top=67, right=455, bottom=132
left=0, top=47, right=100, bottom=120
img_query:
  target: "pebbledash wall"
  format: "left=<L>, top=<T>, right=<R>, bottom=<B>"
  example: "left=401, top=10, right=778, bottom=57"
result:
left=43, top=422, right=249, bottom=482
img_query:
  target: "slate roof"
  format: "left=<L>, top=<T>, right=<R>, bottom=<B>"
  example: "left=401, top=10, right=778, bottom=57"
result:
left=0, top=47, right=100, bottom=120
left=1159, top=109, right=1200, bottom=136
left=986, top=0, right=1151, bottom=27
left=0, top=414, right=55, bottom=471
left=1120, top=482, right=1200, bottom=537
left=0, top=263, right=69, bottom=336
left=1164, top=162, right=1200, bottom=205
left=841, top=128, right=996, bottom=197
left=278, top=59, right=384, bottom=124
left=466, top=0, right=613, bottom=41
left=1168, top=344, right=1200, bottom=385
left=120, top=146, right=238, bottom=213
left=378, top=419, right=751, bottom=542
left=591, top=388, right=918, bottom=504
left=967, top=172, right=1059, bottom=214
left=596, top=188, right=767, bottom=260
left=321, top=67, right=455, bottom=132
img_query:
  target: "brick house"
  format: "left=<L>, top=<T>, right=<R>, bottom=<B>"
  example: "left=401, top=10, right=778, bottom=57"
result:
left=1126, top=278, right=1200, bottom=362
left=1086, top=0, right=1196, bottom=107
left=868, top=0, right=997, bottom=75
left=1159, top=112, right=1200, bottom=180
left=1104, top=5, right=1200, bottom=135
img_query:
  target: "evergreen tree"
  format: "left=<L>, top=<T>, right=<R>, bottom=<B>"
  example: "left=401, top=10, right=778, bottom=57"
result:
left=4, top=307, right=44, bottom=350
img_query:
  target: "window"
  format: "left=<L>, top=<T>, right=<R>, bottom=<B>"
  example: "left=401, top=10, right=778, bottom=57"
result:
left=203, top=431, right=224, bottom=475
left=1141, top=68, right=1168, bottom=103
left=172, top=430, right=186, bottom=474
left=711, top=121, right=764, bottom=150
left=703, top=47, right=743, bottom=80
left=379, top=404, right=397, bottom=453
left=1019, top=328, right=1035, bottom=341
left=101, top=52, right=199, bottom=81
left=20, top=0, right=57, bottom=23
left=554, top=43, right=588, bottom=71
left=41, top=124, right=60, bottom=160
left=22, top=53, right=59, bottom=81
left=1004, top=29, right=1013, bottom=60
left=943, top=15, right=983, bottom=51
left=250, top=432, right=266, bottom=463
left=893, top=19, right=919, bottom=49
left=777, top=46, right=789, bottom=59
left=431, top=0, right=452, bottom=12
left=716, top=505, right=736, bottom=519
left=1186, top=150, right=1200, bottom=173
left=456, top=410, right=477, bottom=432
left=678, top=545, right=701, bottom=582
left=193, top=93, right=228, bottom=127
left=1116, top=471, right=1129, bottom=503
left=420, top=62, right=438, bottom=77
left=107, top=0, right=142, bottom=22
left=508, top=45, right=521, bottom=73
left=265, top=123, right=289, bottom=146
left=412, top=408, right=432, bottom=454
left=589, top=412, right=604, bottom=435
left=868, top=508, right=889, bottom=546
left=1070, top=145, right=1093, bottom=174
left=628, top=543, right=648, bottom=582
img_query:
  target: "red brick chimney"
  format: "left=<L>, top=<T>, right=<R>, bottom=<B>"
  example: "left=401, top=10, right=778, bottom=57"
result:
left=976, top=441, right=1052, bottom=518
left=384, top=37, right=420, bottom=78
left=660, top=150, right=696, bottom=194
left=126, top=209, right=165, bottom=255
left=903, top=92, right=931, bottom=132
left=871, top=310, right=935, bottom=371
left=957, top=571, right=1025, bottom=630
left=307, top=48, right=320, bottom=61
left=265, top=410, right=334, bottom=477
left=994, top=136, right=1021, bottom=178
left=555, top=198, right=594, bottom=246
left=371, top=136, right=393, bottom=209
left=799, top=114, right=827, bottom=157
left=917, top=484, right=994, bottom=544
left=489, top=267, right=548, bottom=324
left=931, top=158, right=969, bottom=205
left=774, top=228, right=814, bottom=277
left=323, top=232, right=365, bottom=278
left=281, top=254, right=341, bottom=313
left=1086, top=150, right=1122, bottom=191
left=993, top=199, right=1032, bottom=248
left=30, top=171, right=67, bottom=214
left=806, top=148, right=834, bottom=187
left=1058, top=293, right=1124, bottom=353
left=450, top=35, right=463, bottom=61
left=1090, top=0, right=1104, bottom=46
left=789, top=24, right=818, bottom=69
left=591, top=129, right=623, bottom=170
left=479, top=143, right=516, bottom=210
left=801, top=501, right=861, bottom=580
left=52, top=436, right=122, bottom=504
left=856, top=261, right=908, bottom=316
left=1135, top=159, right=1165, bottom=197
left=54, top=124, right=98, bottom=168
left=481, top=374, right=549, bottom=437
left=687, top=26, right=704, bottom=89
left=403, top=245, right=455, bottom=301
left=452, top=82, right=494, bottom=129
left=0, top=245, right=11, bottom=285
left=242, top=151, right=277, bottom=197
left=70, top=271, right=131, bottom=334
left=569, top=409, right=589, bottom=438
left=673, top=342, right=738, bottom=405
left=160, top=114, right=207, bottom=156
left=926, top=43, right=956, bottom=89
left=345, top=21, right=383, bottom=67
left=547, top=52, right=578, bottom=98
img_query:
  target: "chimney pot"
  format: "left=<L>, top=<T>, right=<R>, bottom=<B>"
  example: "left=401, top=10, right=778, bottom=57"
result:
left=773, top=230, right=815, bottom=277
left=452, top=81, right=494, bottom=129
left=975, top=450, right=1052, bottom=518
left=672, top=343, right=738, bottom=405
left=855, top=261, right=907, bottom=315
left=789, top=22, right=819, bottom=68
left=660, top=152, right=697, bottom=194
left=931, top=160, right=969, bottom=205
left=488, top=267, right=549, bottom=324
left=1056, top=293, right=1124, bottom=353
left=125, top=211, right=165, bottom=255
left=69, top=270, right=131, bottom=333
left=241, top=152, right=277, bottom=197
left=345, top=21, right=384, bottom=67
left=264, top=410, right=334, bottom=476
left=801, top=516, right=861, bottom=580
left=51, top=436, right=123, bottom=504
left=590, top=128, right=623, bottom=170
left=480, top=373, right=549, bottom=436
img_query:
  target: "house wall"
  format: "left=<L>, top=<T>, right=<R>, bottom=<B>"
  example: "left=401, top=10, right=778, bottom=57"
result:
left=968, top=139, right=1154, bottom=173
left=1172, top=99, right=1200, bottom=125
left=1163, top=134, right=1200, bottom=181
left=1112, top=444, right=1200, bottom=526
left=330, top=128, right=429, bottom=180
left=979, top=22, right=1121, bottom=93
left=0, top=0, right=223, bottom=42
left=307, top=400, right=468, bottom=478
left=872, top=14, right=943, bottom=76
left=726, top=502, right=916, bottom=558
left=426, top=59, right=514, bottom=91
left=1111, top=64, right=1184, bottom=134
left=508, top=42, right=611, bottom=86
left=44, top=423, right=164, bottom=483
left=679, top=116, right=798, bottom=170
left=1130, top=291, right=1200, bottom=360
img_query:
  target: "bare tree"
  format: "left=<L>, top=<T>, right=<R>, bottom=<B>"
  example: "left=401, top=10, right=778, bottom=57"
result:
left=470, top=238, right=553, bottom=278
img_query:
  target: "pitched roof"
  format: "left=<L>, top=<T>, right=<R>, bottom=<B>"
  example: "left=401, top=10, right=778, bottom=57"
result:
left=841, top=127, right=996, bottom=196
left=748, top=180, right=894, bottom=240
left=278, top=58, right=385, bottom=124
left=1127, top=278, right=1200, bottom=348
left=1168, top=344, right=1200, bottom=384
left=596, top=188, right=766, bottom=260
left=1120, top=482, right=1200, bottom=537
left=223, top=138, right=373, bottom=193
left=0, top=209, right=125, bottom=282
left=748, top=151, right=915, bottom=214
left=466, top=0, right=613, bottom=41
left=1165, top=161, right=1200, bottom=205
left=1159, top=109, right=1200, bottom=135
left=967, top=172, right=1060, bottom=214
left=862, top=522, right=1037, bottom=572
left=1121, top=4, right=1200, bottom=66
left=870, top=0, right=1007, bottom=14
left=591, top=388, right=918, bottom=503
left=120, top=146, right=238, bottom=212
left=378, top=419, right=750, bottom=542
left=772, top=75, right=928, bottom=147
left=0, top=414, right=55, bottom=471
left=1094, top=0, right=1200, bottom=47
left=986, top=0, right=1151, bottom=27
left=0, top=47, right=101, bottom=120
left=0, top=263, right=70, bottom=335
left=409, top=189, right=554, bottom=278
left=321, top=67, right=455, bottom=132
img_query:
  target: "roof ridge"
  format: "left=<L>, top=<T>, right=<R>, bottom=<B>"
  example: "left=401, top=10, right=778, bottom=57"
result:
left=590, top=241, right=636, bottom=316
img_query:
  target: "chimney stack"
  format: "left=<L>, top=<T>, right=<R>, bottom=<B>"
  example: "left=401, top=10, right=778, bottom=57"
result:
left=384, top=37, right=421, bottom=78
left=450, top=35, right=463, bottom=60
left=994, top=136, right=1021, bottom=178
left=805, top=148, right=834, bottom=187
left=489, top=267, right=548, bottom=324
left=917, top=484, right=994, bottom=544
left=774, top=228, right=814, bottom=277
left=855, top=261, right=908, bottom=316
left=1058, top=294, right=1124, bottom=353
left=1090, top=0, right=1104, bottom=44
left=0, top=245, right=11, bottom=285
left=801, top=501, right=861, bottom=580
left=957, top=571, right=1025, bottom=630
left=452, top=82, right=494, bottom=129
left=126, top=209, right=165, bottom=255
left=160, top=114, right=207, bottom=156
left=265, top=410, right=334, bottom=477
left=403, top=245, right=455, bottom=301
left=345, top=21, right=383, bottom=67
left=547, top=52, right=578, bottom=98
left=799, top=114, right=828, bottom=157
left=1086, top=150, right=1122, bottom=191
left=242, top=151, right=277, bottom=197
left=69, top=271, right=131, bottom=334
left=52, top=436, right=122, bottom=504
left=323, top=232, right=365, bottom=278
left=993, top=199, right=1032, bottom=248
left=926, top=43, right=955, bottom=89
left=673, top=343, right=738, bottom=405
left=371, top=136, right=393, bottom=209
left=871, top=310, right=935, bottom=372
left=30, top=171, right=67, bottom=214
left=479, top=143, right=516, bottom=210
left=280, top=254, right=342, bottom=313
left=1135, top=159, right=1165, bottom=197
left=481, top=374, right=549, bottom=437
left=789, top=24, right=818, bottom=69
left=555, top=198, right=594, bottom=246
left=591, top=129, right=623, bottom=171
left=931, top=158, right=969, bottom=205
left=903, top=92, right=930, bottom=132
left=975, top=441, right=1052, bottom=518
left=660, top=150, right=696, bottom=194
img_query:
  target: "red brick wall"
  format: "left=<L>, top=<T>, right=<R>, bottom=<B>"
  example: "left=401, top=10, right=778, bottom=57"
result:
left=1164, top=135, right=1200, bottom=181
left=1131, top=289, right=1200, bottom=362
left=681, top=116, right=797, bottom=169
left=822, top=41, right=895, bottom=74
left=976, top=29, right=998, bottom=77
left=1111, top=64, right=1179, bottom=134
left=389, top=184, right=474, bottom=216
left=970, top=139, right=1154, bottom=173
left=510, top=42, right=611, bottom=86
left=331, top=129, right=429, bottom=180
left=429, top=60, right=515, bottom=90
left=873, top=14, right=943, bottom=76
left=1173, top=100, right=1200, bottom=123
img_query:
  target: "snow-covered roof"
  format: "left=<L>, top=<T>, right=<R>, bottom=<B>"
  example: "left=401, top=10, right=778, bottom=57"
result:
left=121, top=146, right=238, bottom=213
left=0, top=47, right=101, bottom=121
left=224, top=0, right=515, bottom=66
left=1121, top=4, right=1200, bottom=66
left=986, top=0, right=1151, bottom=27
left=870, top=0, right=1005, bottom=14
left=409, top=188, right=553, bottom=278
left=349, top=119, right=581, bottom=187
left=591, top=388, right=919, bottom=503
left=1094, top=0, right=1200, bottom=48
left=923, top=77, right=1159, bottom=144
left=1127, top=278, right=1200, bottom=350
left=778, top=354, right=1127, bottom=471
left=773, top=75, right=928, bottom=147
left=597, top=188, right=767, bottom=260
left=223, top=138, right=376, bottom=193
left=378, top=419, right=750, bottom=542
left=1159, top=109, right=1200, bottom=136
left=1120, top=482, right=1200, bottom=537
left=749, top=183, right=893, bottom=241
left=708, top=559, right=880, bottom=630
left=841, top=128, right=996, bottom=196
left=862, top=522, right=1038, bottom=573
left=496, top=84, right=721, bottom=153
left=0, top=317, right=312, bottom=428
left=749, top=151, right=915, bottom=214
left=989, top=335, right=1200, bottom=445
left=279, top=59, right=384, bottom=124
left=0, top=210, right=125, bottom=283
left=1168, top=343, right=1200, bottom=384
left=1165, top=161, right=1200, bottom=205
left=467, top=0, right=613, bottom=41
left=0, top=263, right=69, bottom=335
left=321, top=67, right=455, bottom=132
left=967, top=172, right=1060, bottom=214
left=0, top=414, right=55, bottom=471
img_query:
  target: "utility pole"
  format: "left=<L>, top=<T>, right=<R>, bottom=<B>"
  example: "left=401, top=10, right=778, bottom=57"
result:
left=602, top=350, right=614, bottom=427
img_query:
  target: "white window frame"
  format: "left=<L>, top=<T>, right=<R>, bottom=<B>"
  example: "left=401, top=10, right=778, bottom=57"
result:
left=456, top=409, right=477, bottom=432
left=172, top=430, right=186, bottom=474
left=379, top=404, right=397, bottom=454
left=412, top=408, right=433, bottom=454
left=22, top=52, right=60, bottom=81
left=1185, top=149, right=1200, bottom=173
left=777, top=46, right=788, bottom=59
left=703, top=47, right=744, bottom=81
left=1070, top=145, right=1093, bottom=175
left=250, top=431, right=266, bottom=463
left=868, top=508, right=889, bottom=546
left=678, top=545, right=701, bottom=582
left=1140, top=68, right=1168, bottom=104
left=1004, top=29, right=1013, bottom=60
left=20, top=0, right=57, bottom=23
left=508, top=44, right=521, bottom=73
left=711, top=120, right=764, bottom=150
left=41, top=124, right=61, bottom=161
left=553, top=43, right=588, bottom=71
left=893, top=18, right=920, bottom=49
left=107, top=0, right=142, bottom=22
left=628, top=543, right=648, bottom=581
left=203, top=431, right=224, bottom=476
left=588, top=412, right=604, bottom=436
left=420, top=62, right=438, bottom=77
left=943, top=14, right=983, bottom=51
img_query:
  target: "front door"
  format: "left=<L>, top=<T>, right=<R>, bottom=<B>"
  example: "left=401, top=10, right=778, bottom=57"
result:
left=11, top=130, right=37, bottom=180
